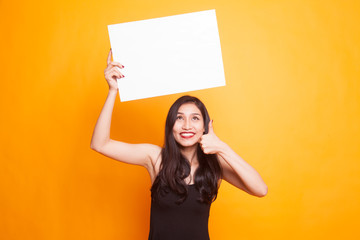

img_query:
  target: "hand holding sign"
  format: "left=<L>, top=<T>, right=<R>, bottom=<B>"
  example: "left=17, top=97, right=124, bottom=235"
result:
left=104, top=49, right=125, bottom=91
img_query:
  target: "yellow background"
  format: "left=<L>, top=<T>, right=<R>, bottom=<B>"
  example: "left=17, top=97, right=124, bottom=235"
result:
left=1, top=0, right=359, bottom=239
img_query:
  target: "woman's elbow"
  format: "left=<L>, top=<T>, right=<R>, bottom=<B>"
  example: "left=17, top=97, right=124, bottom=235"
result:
left=256, top=185, right=268, bottom=198
left=250, top=184, right=268, bottom=198
left=90, top=142, right=102, bottom=152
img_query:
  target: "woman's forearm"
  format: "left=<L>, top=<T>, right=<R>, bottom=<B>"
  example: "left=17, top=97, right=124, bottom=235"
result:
left=218, top=143, right=268, bottom=197
left=90, top=89, right=118, bottom=151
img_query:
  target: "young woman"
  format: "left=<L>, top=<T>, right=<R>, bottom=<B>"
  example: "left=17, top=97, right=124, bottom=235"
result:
left=91, top=50, right=268, bottom=240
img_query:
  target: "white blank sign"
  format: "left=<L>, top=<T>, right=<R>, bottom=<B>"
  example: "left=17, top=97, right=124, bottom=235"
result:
left=108, top=9, right=226, bottom=102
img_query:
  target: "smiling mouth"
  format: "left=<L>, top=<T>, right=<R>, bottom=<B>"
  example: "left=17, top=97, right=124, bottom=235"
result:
left=180, top=132, right=195, bottom=138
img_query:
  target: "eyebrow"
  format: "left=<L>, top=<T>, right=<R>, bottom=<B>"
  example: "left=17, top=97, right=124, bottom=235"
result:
left=177, top=112, right=201, bottom=116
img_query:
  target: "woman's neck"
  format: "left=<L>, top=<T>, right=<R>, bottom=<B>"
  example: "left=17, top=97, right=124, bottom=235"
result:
left=180, top=144, right=198, bottom=165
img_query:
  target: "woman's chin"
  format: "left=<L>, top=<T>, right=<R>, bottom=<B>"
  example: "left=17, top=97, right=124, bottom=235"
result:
left=177, top=141, right=199, bottom=149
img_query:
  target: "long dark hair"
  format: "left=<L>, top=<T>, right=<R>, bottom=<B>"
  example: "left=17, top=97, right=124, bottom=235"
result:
left=151, top=95, right=222, bottom=204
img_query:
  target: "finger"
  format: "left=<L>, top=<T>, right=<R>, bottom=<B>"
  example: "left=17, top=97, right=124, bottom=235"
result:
left=104, top=63, right=122, bottom=75
left=110, top=67, right=122, bottom=76
left=106, top=69, right=122, bottom=79
left=105, top=72, right=120, bottom=81
left=107, top=49, right=112, bottom=65
left=105, top=67, right=122, bottom=77
left=202, top=147, right=209, bottom=154
left=109, top=61, right=124, bottom=69
left=208, top=120, right=214, bottom=134
left=110, top=68, right=124, bottom=78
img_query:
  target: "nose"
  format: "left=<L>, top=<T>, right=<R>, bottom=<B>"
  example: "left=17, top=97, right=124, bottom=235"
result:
left=182, top=118, right=192, bottom=130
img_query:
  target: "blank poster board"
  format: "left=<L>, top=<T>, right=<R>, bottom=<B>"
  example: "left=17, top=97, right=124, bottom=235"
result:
left=108, top=9, right=226, bottom=102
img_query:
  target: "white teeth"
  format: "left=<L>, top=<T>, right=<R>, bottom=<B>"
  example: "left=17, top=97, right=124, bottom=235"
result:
left=181, top=133, right=194, bottom=136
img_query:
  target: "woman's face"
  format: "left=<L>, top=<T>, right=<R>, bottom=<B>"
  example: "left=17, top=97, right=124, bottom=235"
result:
left=172, top=103, right=205, bottom=148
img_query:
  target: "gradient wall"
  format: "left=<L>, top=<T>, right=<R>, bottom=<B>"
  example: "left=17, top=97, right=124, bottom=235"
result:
left=1, top=0, right=359, bottom=239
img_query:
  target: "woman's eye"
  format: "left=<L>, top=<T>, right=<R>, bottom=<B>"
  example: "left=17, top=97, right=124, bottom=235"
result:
left=192, top=117, right=199, bottom=120
left=176, top=116, right=183, bottom=120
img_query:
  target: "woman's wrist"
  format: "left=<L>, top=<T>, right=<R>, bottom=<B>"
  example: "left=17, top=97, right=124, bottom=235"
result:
left=108, top=88, right=118, bottom=95
left=217, top=141, right=231, bottom=158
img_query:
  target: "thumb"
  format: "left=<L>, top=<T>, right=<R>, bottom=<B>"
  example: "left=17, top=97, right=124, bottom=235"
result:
left=208, top=120, right=214, bottom=134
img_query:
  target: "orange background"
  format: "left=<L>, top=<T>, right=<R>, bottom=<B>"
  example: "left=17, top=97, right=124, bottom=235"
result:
left=1, top=0, right=359, bottom=239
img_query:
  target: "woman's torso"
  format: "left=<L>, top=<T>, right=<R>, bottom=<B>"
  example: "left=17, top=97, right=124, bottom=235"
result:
left=148, top=184, right=211, bottom=240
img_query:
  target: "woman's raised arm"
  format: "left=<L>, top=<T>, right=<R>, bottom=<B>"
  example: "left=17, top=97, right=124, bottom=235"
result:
left=90, top=50, right=161, bottom=172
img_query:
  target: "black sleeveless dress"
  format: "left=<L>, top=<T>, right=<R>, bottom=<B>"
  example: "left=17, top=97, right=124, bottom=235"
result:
left=148, top=184, right=211, bottom=240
